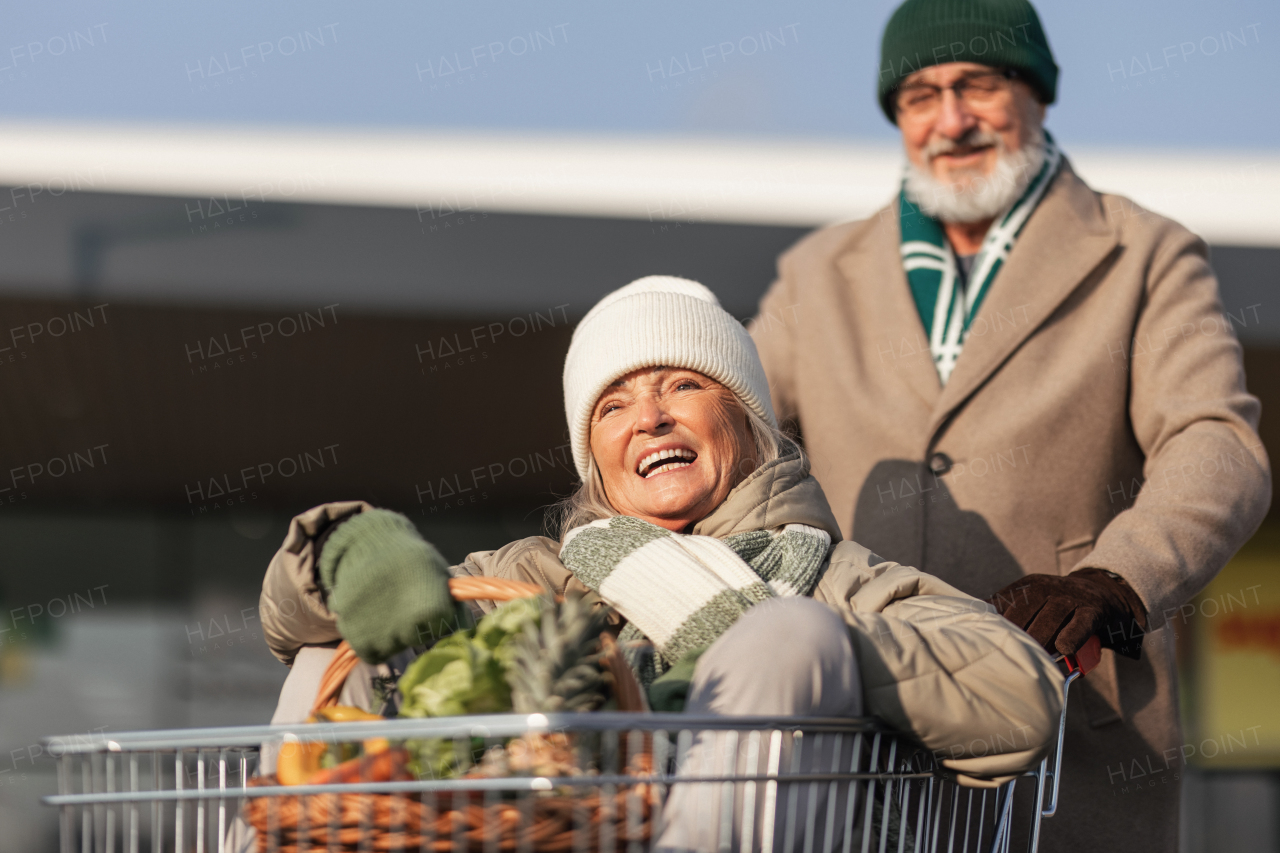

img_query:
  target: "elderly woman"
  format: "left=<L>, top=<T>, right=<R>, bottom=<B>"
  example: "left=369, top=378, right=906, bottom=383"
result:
left=259, top=277, right=1062, bottom=802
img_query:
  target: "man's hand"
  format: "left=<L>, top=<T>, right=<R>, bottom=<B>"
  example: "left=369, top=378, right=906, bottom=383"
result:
left=987, top=569, right=1148, bottom=660
left=317, top=509, right=462, bottom=664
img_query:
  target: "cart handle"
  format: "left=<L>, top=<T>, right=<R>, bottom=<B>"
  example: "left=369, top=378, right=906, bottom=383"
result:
left=1035, top=633, right=1101, bottom=832
left=1060, top=635, right=1102, bottom=676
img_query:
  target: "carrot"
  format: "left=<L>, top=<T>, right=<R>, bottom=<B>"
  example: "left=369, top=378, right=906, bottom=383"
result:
left=307, top=747, right=412, bottom=785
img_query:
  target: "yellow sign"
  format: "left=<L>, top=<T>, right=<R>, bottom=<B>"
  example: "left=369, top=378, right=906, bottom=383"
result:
left=1184, top=527, right=1280, bottom=767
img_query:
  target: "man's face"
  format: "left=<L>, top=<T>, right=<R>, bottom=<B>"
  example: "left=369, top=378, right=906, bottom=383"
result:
left=897, top=62, right=1046, bottom=193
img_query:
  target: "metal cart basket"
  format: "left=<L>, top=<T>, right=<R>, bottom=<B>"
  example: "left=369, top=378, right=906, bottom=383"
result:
left=44, top=658, right=1084, bottom=853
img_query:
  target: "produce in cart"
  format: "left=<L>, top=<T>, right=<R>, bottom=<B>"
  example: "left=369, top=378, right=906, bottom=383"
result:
left=245, top=586, right=659, bottom=851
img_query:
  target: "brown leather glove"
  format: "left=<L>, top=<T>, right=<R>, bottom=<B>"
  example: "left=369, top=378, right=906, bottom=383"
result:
left=986, top=569, right=1148, bottom=660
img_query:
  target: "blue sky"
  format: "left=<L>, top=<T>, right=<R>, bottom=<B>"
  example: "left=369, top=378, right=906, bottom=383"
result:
left=1, top=0, right=1275, bottom=149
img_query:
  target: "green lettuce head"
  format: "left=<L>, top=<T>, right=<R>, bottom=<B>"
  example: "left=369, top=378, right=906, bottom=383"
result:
left=397, top=597, right=542, bottom=718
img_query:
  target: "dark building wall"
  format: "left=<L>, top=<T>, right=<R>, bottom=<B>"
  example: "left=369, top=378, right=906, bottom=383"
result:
left=0, top=297, right=577, bottom=510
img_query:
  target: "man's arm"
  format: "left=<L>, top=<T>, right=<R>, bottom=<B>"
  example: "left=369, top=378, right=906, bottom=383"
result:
left=1077, top=223, right=1271, bottom=630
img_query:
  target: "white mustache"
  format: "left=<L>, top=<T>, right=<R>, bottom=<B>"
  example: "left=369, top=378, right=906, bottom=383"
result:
left=923, top=130, right=1003, bottom=161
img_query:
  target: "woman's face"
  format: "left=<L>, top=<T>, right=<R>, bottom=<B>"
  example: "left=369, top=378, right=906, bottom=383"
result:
left=589, top=366, right=758, bottom=532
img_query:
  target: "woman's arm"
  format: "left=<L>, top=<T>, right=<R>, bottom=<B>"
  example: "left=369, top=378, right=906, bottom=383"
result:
left=818, top=541, right=1064, bottom=785
left=260, top=501, right=369, bottom=665
left=260, top=503, right=572, bottom=665
left=262, top=501, right=459, bottom=666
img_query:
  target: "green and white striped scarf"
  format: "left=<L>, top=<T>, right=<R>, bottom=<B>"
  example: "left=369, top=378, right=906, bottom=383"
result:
left=560, top=516, right=832, bottom=683
left=899, top=135, right=1062, bottom=385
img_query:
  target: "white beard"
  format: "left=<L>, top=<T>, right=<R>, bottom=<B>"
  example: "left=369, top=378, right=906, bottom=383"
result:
left=904, top=133, right=1046, bottom=224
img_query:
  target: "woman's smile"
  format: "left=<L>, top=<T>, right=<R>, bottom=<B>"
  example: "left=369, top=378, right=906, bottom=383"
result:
left=635, top=445, right=698, bottom=478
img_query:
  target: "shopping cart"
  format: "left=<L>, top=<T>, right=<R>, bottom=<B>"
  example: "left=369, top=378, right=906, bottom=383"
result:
left=45, top=569, right=1099, bottom=853
left=42, top=636, right=1094, bottom=853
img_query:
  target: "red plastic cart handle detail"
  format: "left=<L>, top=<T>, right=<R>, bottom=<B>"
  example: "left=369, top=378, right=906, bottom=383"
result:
left=1061, top=635, right=1102, bottom=675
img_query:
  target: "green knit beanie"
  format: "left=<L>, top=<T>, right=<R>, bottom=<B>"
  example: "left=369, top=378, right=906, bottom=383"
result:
left=877, top=0, right=1058, bottom=123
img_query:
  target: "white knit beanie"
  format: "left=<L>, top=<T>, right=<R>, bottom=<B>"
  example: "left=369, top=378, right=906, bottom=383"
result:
left=562, top=275, right=777, bottom=480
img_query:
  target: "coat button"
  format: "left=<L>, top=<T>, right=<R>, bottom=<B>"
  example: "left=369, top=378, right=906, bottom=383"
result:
left=928, top=453, right=952, bottom=475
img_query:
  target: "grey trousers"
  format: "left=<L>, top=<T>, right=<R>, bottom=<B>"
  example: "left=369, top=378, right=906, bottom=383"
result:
left=657, top=597, right=864, bottom=853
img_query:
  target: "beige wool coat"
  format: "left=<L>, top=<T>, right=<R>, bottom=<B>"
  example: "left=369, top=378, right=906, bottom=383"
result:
left=260, top=451, right=1066, bottom=785
left=751, top=160, right=1271, bottom=850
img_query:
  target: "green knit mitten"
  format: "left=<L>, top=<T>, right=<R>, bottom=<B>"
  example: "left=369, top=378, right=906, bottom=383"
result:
left=318, top=509, right=460, bottom=664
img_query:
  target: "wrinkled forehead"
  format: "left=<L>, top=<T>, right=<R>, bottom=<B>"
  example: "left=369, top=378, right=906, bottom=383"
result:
left=902, top=61, right=1000, bottom=87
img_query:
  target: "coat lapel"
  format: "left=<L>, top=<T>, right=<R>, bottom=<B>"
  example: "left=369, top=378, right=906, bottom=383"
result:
left=835, top=206, right=942, bottom=411
left=927, top=161, right=1120, bottom=438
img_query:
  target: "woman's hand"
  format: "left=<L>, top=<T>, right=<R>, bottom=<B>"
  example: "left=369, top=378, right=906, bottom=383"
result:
left=318, top=509, right=461, bottom=664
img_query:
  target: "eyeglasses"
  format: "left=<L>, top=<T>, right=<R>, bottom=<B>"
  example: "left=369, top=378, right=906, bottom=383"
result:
left=894, top=70, right=1017, bottom=120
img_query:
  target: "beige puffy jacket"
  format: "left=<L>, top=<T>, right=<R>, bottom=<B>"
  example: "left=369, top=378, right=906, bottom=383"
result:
left=259, top=451, right=1063, bottom=785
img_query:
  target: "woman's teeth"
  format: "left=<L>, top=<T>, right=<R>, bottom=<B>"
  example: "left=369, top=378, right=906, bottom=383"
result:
left=638, top=448, right=696, bottom=477
left=646, top=460, right=692, bottom=478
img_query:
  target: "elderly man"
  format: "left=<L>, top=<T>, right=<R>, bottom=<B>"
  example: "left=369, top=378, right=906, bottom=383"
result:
left=751, top=0, right=1271, bottom=848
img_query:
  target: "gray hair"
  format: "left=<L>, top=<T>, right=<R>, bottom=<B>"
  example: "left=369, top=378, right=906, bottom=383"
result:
left=552, top=403, right=793, bottom=540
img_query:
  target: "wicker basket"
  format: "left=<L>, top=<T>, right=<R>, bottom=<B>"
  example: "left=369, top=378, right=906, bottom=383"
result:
left=244, top=781, right=656, bottom=852
left=246, top=576, right=656, bottom=852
